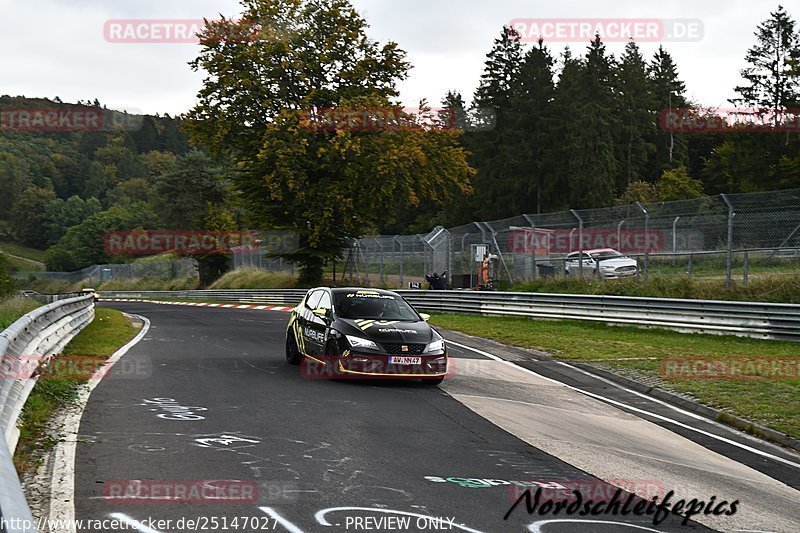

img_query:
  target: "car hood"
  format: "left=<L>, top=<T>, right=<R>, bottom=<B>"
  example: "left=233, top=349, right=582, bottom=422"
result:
left=597, top=257, right=637, bottom=267
left=339, top=318, right=434, bottom=345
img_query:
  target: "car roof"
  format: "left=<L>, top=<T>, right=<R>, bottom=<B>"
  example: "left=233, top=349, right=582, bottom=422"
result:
left=328, top=287, right=401, bottom=297
left=585, top=248, right=620, bottom=254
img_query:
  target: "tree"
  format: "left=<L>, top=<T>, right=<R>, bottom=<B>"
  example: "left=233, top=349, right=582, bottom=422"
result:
left=509, top=39, right=555, bottom=213
left=474, top=26, right=523, bottom=111
left=614, top=41, right=656, bottom=189
left=457, top=26, right=524, bottom=221
left=185, top=0, right=474, bottom=284
left=11, top=187, right=57, bottom=248
left=551, top=38, right=618, bottom=208
left=657, top=166, right=704, bottom=202
left=154, top=150, right=228, bottom=229
left=0, top=255, right=10, bottom=297
left=616, top=180, right=657, bottom=205
left=732, top=5, right=800, bottom=112
left=647, top=46, right=689, bottom=176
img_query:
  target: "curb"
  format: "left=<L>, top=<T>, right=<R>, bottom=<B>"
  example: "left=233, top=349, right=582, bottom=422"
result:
left=570, top=361, right=800, bottom=454
left=99, top=298, right=294, bottom=312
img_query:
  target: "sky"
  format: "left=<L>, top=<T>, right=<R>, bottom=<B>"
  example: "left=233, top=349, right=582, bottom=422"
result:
left=0, top=0, right=787, bottom=116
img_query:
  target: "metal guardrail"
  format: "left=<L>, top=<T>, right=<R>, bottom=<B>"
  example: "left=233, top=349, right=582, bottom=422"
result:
left=0, top=294, right=95, bottom=533
left=99, top=289, right=800, bottom=341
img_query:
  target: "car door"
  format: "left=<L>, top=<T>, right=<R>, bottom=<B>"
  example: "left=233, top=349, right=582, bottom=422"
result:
left=299, top=289, right=324, bottom=357
left=307, top=290, right=332, bottom=357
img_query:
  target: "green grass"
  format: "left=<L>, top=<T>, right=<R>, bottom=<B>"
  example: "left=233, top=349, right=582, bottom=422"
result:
left=98, top=276, right=200, bottom=291
left=14, top=308, right=139, bottom=472
left=0, top=252, right=44, bottom=272
left=209, top=268, right=298, bottom=289
left=0, top=296, right=41, bottom=329
left=0, top=241, right=47, bottom=263
left=430, top=313, right=800, bottom=441
left=509, top=274, right=800, bottom=304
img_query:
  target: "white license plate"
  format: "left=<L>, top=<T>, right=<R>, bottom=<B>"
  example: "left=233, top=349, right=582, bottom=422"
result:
left=389, top=356, right=421, bottom=365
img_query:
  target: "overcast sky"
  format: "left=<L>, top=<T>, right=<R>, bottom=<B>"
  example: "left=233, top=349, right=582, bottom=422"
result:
left=0, top=0, right=788, bottom=116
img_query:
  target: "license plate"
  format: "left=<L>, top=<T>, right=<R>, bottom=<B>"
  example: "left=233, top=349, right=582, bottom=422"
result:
left=389, top=356, right=421, bottom=365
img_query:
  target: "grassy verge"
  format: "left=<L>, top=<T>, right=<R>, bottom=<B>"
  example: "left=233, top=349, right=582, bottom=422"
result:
left=0, top=241, right=47, bottom=263
left=0, top=296, right=41, bottom=329
left=209, top=269, right=297, bottom=289
left=98, top=276, right=200, bottom=291
left=509, top=274, right=800, bottom=304
left=13, top=308, right=139, bottom=472
left=1, top=252, right=44, bottom=272
left=430, top=313, right=800, bottom=440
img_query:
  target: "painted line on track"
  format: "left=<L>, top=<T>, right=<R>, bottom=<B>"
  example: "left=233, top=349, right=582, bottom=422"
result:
left=446, top=339, right=800, bottom=471
left=49, top=314, right=151, bottom=532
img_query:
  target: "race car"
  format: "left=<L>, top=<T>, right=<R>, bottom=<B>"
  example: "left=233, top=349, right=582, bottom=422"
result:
left=285, top=288, right=447, bottom=384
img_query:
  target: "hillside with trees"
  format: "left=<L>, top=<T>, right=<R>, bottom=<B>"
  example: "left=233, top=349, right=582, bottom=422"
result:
left=1, top=2, right=799, bottom=286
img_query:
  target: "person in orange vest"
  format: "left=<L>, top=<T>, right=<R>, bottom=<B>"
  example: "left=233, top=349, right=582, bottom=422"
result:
left=481, top=254, right=490, bottom=287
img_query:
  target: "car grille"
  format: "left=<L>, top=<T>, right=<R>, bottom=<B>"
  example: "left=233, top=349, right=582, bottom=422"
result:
left=381, top=343, right=426, bottom=355
left=616, top=266, right=637, bottom=272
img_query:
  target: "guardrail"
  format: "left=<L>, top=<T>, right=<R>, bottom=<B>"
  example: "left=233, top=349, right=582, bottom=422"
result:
left=0, top=294, right=95, bottom=533
left=99, top=289, right=800, bottom=341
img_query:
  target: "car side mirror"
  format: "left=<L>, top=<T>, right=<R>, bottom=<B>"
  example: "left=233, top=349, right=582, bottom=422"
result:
left=419, top=313, right=430, bottom=322
left=313, top=308, right=331, bottom=319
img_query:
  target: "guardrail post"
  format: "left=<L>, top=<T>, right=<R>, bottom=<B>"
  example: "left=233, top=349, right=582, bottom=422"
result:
left=570, top=210, right=584, bottom=278
left=721, top=193, right=735, bottom=288
left=636, top=202, right=649, bottom=279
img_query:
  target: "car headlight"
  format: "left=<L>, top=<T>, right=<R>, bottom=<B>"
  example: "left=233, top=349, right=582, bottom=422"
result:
left=345, top=335, right=379, bottom=350
left=425, top=339, right=445, bottom=354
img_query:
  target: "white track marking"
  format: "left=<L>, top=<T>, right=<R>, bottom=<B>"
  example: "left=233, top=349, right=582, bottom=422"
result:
left=528, top=519, right=662, bottom=532
left=109, top=513, right=165, bottom=533
left=48, top=315, right=150, bottom=531
left=259, top=507, right=306, bottom=533
left=447, top=340, right=800, bottom=470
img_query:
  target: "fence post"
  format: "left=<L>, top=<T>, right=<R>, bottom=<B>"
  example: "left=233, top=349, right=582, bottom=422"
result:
left=570, top=210, right=584, bottom=278
left=743, top=250, right=749, bottom=287
left=523, top=214, right=537, bottom=280
left=720, top=194, right=735, bottom=288
left=672, top=216, right=681, bottom=267
left=636, top=202, right=649, bottom=279
left=395, top=236, right=403, bottom=288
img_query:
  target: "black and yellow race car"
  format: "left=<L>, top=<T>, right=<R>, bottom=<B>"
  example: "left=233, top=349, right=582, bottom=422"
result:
left=285, top=288, right=448, bottom=384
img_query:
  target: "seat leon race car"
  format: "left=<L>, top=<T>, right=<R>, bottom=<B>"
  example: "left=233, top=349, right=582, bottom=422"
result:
left=285, top=288, right=448, bottom=384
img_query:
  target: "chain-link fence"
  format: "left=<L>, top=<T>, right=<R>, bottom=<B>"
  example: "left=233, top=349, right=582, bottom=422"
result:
left=320, top=188, right=800, bottom=288
left=13, top=259, right=198, bottom=286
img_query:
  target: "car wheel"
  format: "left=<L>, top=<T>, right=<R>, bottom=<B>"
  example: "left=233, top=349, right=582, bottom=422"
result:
left=423, top=376, right=445, bottom=386
left=324, top=340, right=342, bottom=379
left=286, top=332, right=302, bottom=365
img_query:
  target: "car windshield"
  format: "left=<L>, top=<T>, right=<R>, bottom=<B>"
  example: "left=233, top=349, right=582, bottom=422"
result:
left=334, top=292, right=420, bottom=321
left=591, top=250, right=624, bottom=260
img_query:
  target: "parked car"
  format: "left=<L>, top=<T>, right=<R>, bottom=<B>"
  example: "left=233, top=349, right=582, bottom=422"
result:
left=565, top=248, right=639, bottom=279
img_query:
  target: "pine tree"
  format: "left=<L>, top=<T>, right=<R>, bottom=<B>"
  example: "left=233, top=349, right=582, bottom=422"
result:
left=614, top=41, right=656, bottom=189
left=510, top=39, right=555, bottom=213
left=552, top=36, right=618, bottom=208
left=647, top=46, right=688, bottom=176
left=732, top=5, right=800, bottom=112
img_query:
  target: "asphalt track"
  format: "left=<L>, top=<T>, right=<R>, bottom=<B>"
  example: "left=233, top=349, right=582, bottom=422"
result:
left=71, top=302, right=800, bottom=532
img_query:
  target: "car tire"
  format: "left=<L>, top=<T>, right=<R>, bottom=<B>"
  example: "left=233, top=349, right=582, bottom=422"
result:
left=423, top=376, right=445, bottom=386
left=324, top=340, right=342, bottom=379
left=286, top=332, right=302, bottom=365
